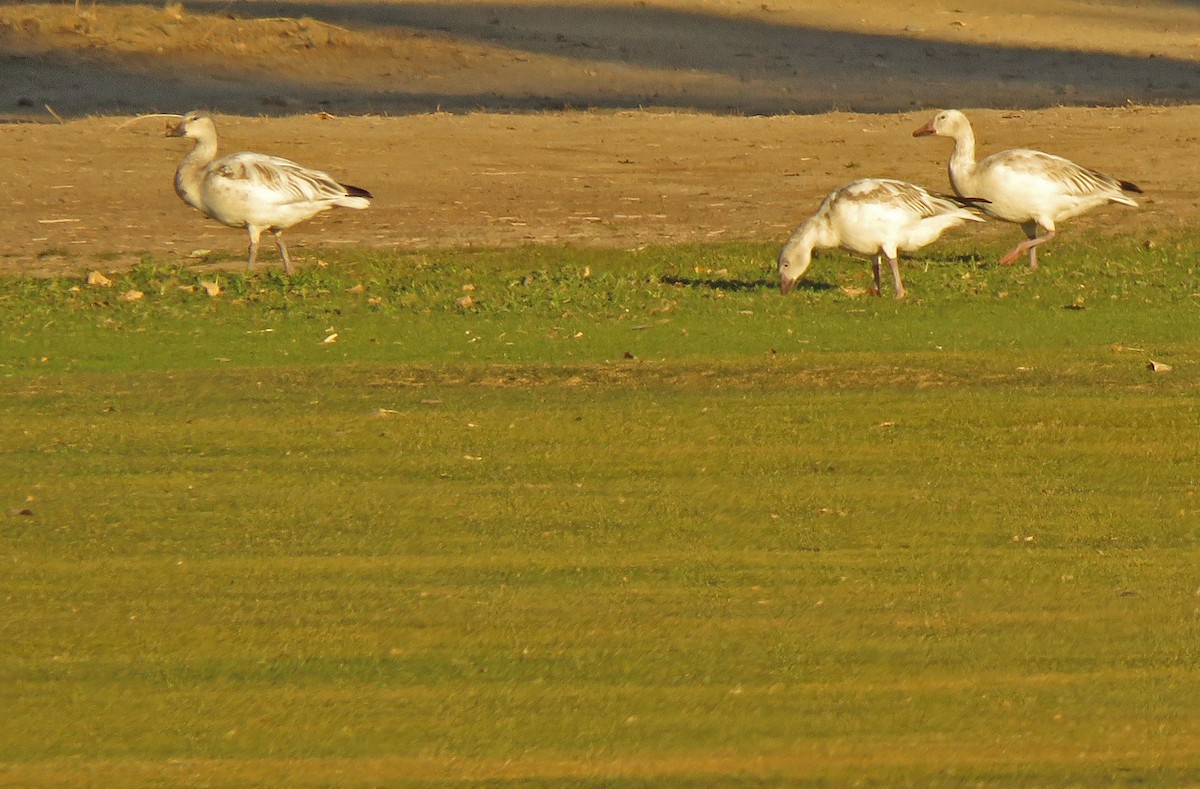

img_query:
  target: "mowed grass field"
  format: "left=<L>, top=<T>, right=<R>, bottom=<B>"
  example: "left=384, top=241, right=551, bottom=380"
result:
left=2, top=236, right=1200, bottom=786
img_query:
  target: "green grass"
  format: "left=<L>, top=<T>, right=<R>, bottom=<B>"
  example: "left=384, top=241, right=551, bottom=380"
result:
left=2, top=238, right=1200, bottom=786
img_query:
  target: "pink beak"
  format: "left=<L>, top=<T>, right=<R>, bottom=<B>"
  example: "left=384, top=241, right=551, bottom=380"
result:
left=912, top=120, right=936, bottom=137
left=780, top=276, right=796, bottom=295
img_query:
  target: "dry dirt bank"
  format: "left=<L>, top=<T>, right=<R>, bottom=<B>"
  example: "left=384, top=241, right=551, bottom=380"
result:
left=1, top=0, right=1198, bottom=274
left=0, top=105, right=1193, bottom=275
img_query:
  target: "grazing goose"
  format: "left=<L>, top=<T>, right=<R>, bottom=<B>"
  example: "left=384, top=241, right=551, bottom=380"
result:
left=913, top=109, right=1140, bottom=269
left=778, top=178, right=985, bottom=299
left=167, top=111, right=372, bottom=273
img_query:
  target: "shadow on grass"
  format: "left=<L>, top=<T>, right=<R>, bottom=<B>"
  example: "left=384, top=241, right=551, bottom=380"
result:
left=660, top=274, right=832, bottom=293
left=935, top=253, right=990, bottom=267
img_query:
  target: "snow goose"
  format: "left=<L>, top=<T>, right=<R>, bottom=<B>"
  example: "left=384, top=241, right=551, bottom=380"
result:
left=778, top=178, right=985, bottom=299
left=913, top=109, right=1140, bottom=269
left=167, top=111, right=372, bottom=273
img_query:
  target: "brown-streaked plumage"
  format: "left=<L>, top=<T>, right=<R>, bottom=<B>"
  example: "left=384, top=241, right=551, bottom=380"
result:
left=167, top=111, right=372, bottom=273
left=778, top=178, right=986, bottom=299
left=913, top=109, right=1140, bottom=269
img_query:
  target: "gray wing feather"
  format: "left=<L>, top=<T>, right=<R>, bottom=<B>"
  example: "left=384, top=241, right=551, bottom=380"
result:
left=215, top=153, right=352, bottom=204
left=833, top=178, right=977, bottom=218
left=878, top=180, right=967, bottom=218
left=991, top=150, right=1123, bottom=196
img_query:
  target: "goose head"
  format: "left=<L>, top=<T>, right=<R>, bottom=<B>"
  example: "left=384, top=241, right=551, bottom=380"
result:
left=912, top=109, right=970, bottom=139
left=167, top=111, right=217, bottom=141
left=777, top=224, right=815, bottom=295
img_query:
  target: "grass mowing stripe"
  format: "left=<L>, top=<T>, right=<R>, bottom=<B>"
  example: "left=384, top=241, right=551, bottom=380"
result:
left=1, top=239, right=1199, bottom=784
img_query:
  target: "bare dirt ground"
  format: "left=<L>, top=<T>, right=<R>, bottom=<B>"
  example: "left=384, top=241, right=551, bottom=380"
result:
left=1, top=0, right=1199, bottom=275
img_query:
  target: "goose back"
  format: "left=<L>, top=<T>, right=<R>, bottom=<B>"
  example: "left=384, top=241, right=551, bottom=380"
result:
left=824, top=179, right=982, bottom=256
left=198, top=152, right=370, bottom=230
left=970, top=148, right=1138, bottom=226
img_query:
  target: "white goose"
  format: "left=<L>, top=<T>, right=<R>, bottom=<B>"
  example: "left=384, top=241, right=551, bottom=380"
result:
left=913, top=109, right=1140, bottom=269
left=778, top=178, right=985, bottom=299
left=167, top=111, right=372, bottom=273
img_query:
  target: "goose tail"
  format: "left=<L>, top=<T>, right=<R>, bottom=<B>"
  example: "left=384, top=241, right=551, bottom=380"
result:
left=939, top=193, right=990, bottom=220
left=336, top=183, right=373, bottom=209
left=1110, top=180, right=1141, bottom=208
left=949, top=195, right=991, bottom=208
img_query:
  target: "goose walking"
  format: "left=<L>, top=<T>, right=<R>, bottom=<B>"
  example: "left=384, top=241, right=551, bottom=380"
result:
left=912, top=109, right=1140, bottom=269
left=167, top=111, right=372, bottom=273
left=778, top=178, right=985, bottom=299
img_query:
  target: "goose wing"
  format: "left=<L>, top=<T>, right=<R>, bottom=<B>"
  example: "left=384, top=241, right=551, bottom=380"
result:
left=985, top=149, right=1126, bottom=197
left=209, top=152, right=356, bottom=206
left=840, top=179, right=970, bottom=218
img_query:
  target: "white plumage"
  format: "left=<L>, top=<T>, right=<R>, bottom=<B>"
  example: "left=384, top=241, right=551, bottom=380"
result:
left=778, top=178, right=984, bottom=299
left=913, top=109, right=1140, bottom=269
left=167, top=111, right=372, bottom=273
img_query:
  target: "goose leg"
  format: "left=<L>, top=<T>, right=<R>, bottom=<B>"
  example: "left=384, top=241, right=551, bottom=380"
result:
left=871, top=254, right=882, bottom=296
left=246, top=227, right=264, bottom=270
left=887, top=255, right=905, bottom=300
left=271, top=230, right=292, bottom=275
left=1026, top=229, right=1052, bottom=271
left=999, top=222, right=1053, bottom=269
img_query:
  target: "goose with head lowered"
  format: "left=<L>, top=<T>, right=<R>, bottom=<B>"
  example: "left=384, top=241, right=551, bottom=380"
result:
left=778, top=178, right=986, bottom=299
left=167, top=111, right=373, bottom=273
left=913, top=109, right=1140, bottom=270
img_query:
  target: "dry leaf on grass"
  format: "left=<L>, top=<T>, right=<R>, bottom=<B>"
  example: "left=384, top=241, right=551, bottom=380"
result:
left=119, top=289, right=144, bottom=302
left=86, top=271, right=112, bottom=287
left=200, top=281, right=221, bottom=297
left=1147, top=360, right=1172, bottom=372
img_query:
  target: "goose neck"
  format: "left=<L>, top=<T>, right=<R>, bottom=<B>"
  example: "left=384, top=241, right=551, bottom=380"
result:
left=174, top=135, right=217, bottom=208
left=947, top=126, right=978, bottom=196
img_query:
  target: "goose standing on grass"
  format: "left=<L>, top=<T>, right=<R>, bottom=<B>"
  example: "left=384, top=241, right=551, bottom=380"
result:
left=167, top=111, right=373, bottom=273
left=912, top=109, right=1140, bottom=270
left=778, top=178, right=985, bottom=299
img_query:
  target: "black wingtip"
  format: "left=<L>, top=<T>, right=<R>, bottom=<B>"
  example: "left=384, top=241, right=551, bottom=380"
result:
left=1119, top=180, right=1143, bottom=194
left=342, top=184, right=374, bottom=200
left=942, top=194, right=991, bottom=208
